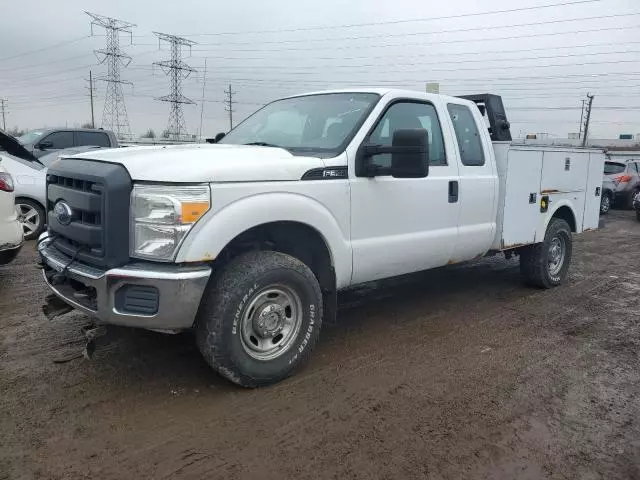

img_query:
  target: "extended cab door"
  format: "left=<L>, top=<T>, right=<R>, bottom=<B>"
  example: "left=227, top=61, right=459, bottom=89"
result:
left=444, top=101, right=498, bottom=261
left=349, top=95, right=461, bottom=284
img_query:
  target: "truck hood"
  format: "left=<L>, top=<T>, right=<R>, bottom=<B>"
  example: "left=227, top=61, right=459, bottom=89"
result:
left=0, top=130, right=39, bottom=162
left=66, top=144, right=326, bottom=182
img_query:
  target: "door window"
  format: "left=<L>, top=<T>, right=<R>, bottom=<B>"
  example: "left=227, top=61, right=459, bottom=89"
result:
left=447, top=104, right=485, bottom=166
left=368, top=101, right=447, bottom=168
left=77, top=131, right=111, bottom=147
left=41, top=131, right=73, bottom=149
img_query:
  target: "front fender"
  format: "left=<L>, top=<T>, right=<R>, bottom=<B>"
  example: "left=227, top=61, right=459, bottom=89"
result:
left=176, top=192, right=352, bottom=288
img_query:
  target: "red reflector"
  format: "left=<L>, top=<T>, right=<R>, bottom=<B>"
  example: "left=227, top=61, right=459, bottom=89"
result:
left=615, top=175, right=633, bottom=183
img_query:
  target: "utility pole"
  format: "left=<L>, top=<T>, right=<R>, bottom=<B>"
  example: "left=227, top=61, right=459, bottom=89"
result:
left=199, top=58, right=207, bottom=141
left=224, top=84, right=235, bottom=131
left=581, top=94, right=595, bottom=147
left=578, top=99, right=585, bottom=139
left=153, top=32, right=197, bottom=142
left=86, top=11, right=136, bottom=140
left=0, top=99, right=6, bottom=131
left=86, top=70, right=96, bottom=128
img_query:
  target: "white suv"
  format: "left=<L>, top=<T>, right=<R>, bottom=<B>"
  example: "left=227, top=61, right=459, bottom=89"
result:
left=0, top=164, right=24, bottom=265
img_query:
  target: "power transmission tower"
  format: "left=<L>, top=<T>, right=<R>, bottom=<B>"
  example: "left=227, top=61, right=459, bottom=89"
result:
left=153, top=32, right=196, bottom=141
left=199, top=58, right=207, bottom=141
left=581, top=94, right=595, bottom=147
left=86, top=11, right=135, bottom=140
left=224, top=84, right=235, bottom=131
left=85, top=70, right=96, bottom=128
left=0, top=99, right=6, bottom=131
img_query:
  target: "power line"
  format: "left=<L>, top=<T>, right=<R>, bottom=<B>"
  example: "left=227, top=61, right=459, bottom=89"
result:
left=0, top=35, right=90, bottom=62
left=153, top=32, right=197, bottom=140
left=185, top=11, right=637, bottom=48
left=87, top=11, right=136, bottom=140
left=176, top=0, right=602, bottom=36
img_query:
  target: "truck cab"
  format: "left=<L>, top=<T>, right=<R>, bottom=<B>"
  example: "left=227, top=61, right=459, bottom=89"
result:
left=38, top=89, right=604, bottom=387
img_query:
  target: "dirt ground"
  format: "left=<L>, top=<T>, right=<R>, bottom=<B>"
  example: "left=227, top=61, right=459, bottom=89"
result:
left=1, top=210, right=640, bottom=480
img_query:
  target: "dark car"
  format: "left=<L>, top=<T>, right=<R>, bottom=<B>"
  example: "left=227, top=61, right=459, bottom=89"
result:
left=17, top=128, right=119, bottom=158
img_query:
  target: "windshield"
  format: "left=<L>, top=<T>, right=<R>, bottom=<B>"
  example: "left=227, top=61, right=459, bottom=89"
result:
left=17, top=130, right=45, bottom=145
left=604, top=162, right=626, bottom=175
left=219, top=93, right=379, bottom=155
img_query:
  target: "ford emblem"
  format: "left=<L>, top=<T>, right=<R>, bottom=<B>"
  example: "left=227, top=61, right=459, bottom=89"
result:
left=53, top=200, right=73, bottom=226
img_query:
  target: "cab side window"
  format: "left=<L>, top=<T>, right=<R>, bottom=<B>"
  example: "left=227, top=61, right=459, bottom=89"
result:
left=447, top=104, right=485, bottom=166
left=368, top=101, right=447, bottom=168
left=42, top=131, right=73, bottom=149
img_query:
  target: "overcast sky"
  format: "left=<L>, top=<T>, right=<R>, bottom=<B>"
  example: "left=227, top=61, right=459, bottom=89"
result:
left=1, top=0, right=639, bottom=139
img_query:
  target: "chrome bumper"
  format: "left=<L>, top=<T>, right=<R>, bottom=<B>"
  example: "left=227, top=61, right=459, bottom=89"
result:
left=38, top=233, right=211, bottom=331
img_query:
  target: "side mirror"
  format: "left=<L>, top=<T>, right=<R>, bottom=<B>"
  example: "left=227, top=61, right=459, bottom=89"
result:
left=205, top=132, right=226, bottom=144
left=390, top=129, right=429, bottom=178
left=357, top=129, right=429, bottom=178
left=38, top=140, right=53, bottom=150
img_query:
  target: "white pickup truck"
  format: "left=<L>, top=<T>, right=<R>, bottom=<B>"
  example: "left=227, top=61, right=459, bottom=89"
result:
left=38, top=89, right=604, bottom=387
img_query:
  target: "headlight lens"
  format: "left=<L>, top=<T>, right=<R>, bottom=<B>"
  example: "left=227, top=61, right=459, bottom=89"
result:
left=130, top=184, right=210, bottom=261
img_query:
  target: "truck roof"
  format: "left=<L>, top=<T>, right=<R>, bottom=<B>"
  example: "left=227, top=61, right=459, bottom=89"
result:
left=286, top=88, right=473, bottom=106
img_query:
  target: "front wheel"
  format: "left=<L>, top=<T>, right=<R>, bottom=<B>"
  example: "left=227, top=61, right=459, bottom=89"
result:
left=520, top=218, right=572, bottom=289
left=195, top=250, right=323, bottom=388
left=15, top=199, right=45, bottom=240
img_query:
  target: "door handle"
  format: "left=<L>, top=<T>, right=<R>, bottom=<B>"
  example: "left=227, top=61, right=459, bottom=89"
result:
left=448, top=181, right=459, bottom=203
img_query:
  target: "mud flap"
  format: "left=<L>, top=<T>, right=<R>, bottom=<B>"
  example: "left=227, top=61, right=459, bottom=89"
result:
left=42, top=293, right=73, bottom=321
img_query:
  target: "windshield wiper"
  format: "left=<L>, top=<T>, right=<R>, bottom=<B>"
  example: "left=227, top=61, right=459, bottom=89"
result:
left=244, top=142, right=283, bottom=148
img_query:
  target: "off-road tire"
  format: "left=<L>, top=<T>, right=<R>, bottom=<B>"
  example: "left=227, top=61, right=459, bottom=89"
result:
left=195, top=250, right=323, bottom=388
left=520, top=218, right=572, bottom=289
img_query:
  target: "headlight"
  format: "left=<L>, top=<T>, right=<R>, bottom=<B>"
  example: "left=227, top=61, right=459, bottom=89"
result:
left=130, top=184, right=210, bottom=261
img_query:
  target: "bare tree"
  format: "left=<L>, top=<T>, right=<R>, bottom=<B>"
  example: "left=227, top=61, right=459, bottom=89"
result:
left=141, top=128, right=156, bottom=139
left=81, top=122, right=94, bottom=129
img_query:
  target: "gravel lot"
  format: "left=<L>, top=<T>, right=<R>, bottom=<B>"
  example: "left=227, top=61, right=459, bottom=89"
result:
left=1, top=210, right=640, bottom=480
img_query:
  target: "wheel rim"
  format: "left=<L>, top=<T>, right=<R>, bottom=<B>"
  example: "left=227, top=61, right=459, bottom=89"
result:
left=548, top=236, right=566, bottom=276
left=601, top=195, right=610, bottom=213
left=240, top=285, right=303, bottom=361
left=16, top=204, right=40, bottom=236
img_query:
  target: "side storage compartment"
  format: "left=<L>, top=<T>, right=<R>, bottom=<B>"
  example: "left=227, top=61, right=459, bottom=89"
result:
left=500, top=148, right=543, bottom=248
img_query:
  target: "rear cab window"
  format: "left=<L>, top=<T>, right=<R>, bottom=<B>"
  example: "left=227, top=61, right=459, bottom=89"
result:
left=604, top=162, right=626, bottom=175
left=76, top=131, right=111, bottom=148
left=447, top=103, right=485, bottom=166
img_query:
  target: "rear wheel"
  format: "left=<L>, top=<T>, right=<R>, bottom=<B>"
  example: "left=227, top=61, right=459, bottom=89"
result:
left=15, top=199, right=45, bottom=240
left=195, top=250, right=323, bottom=388
left=520, top=218, right=572, bottom=288
left=600, top=192, right=611, bottom=215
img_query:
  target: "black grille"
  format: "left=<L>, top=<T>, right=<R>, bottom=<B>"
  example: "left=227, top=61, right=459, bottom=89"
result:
left=46, top=158, right=132, bottom=269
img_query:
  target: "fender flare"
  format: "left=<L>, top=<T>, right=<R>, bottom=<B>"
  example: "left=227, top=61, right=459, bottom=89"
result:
left=176, top=192, right=352, bottom=288
left=536, top=200, right=578, bottom=242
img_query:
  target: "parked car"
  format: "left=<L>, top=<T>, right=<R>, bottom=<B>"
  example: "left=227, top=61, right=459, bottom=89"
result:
left=0, top=163, right=23, bottom=265
left=604, top=159, right=640, bottom=208
left=17, top=128, right=118, bottom=158
left=0, top=130, right=107, bottom=239
left=601, top=177, right=615, bottom=215
left=634, top=191, right=640, bottom=221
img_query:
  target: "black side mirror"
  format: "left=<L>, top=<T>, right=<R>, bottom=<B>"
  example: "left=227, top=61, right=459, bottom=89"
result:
left=205, top=132, right=226, bottom=144
left=390, top=129, right=429, bottom=178
left=357, top=129, right=429, bottom=178
left=38, top=140, right=53, bottom=150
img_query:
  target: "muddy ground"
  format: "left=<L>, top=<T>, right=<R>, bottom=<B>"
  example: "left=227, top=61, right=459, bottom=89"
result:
left=1, top=210, right=640, bottom=480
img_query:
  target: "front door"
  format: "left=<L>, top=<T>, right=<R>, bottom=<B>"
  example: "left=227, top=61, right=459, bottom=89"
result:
left=349, top=99, right=460, bottom=285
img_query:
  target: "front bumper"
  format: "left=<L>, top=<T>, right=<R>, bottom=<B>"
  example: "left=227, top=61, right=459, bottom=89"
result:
left=38, top=232, right=211, bottom=331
